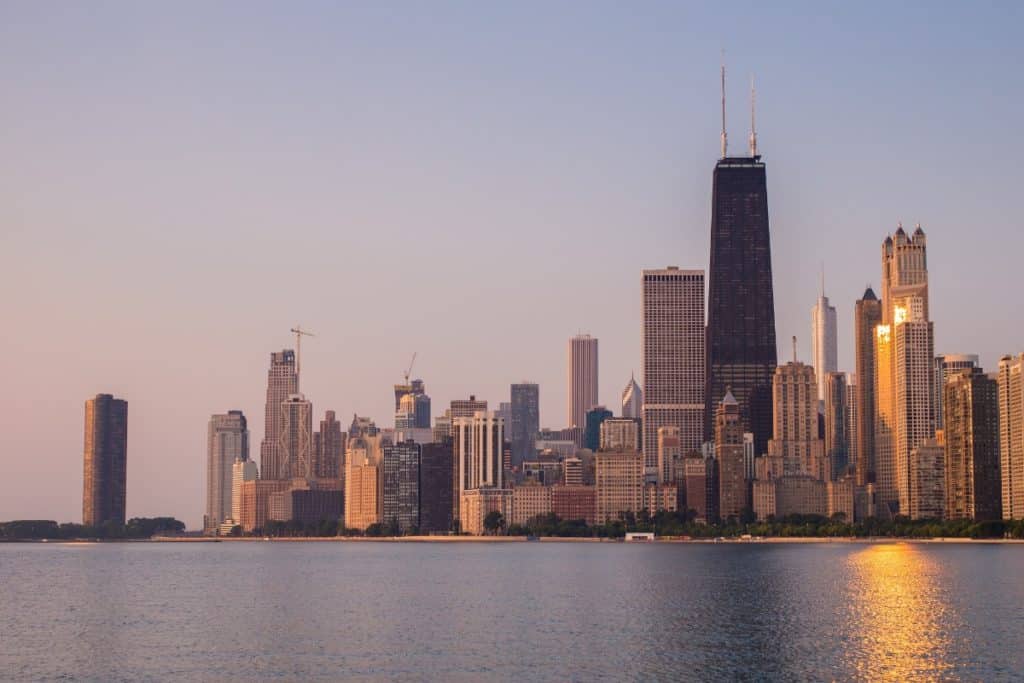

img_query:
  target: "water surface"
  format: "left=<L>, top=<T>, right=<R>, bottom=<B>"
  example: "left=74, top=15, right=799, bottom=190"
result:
left=2, top=541, right=1023, bottom=681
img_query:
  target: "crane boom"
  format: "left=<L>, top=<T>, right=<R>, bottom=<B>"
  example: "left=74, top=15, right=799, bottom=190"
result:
left=404, top=352, right=417, bottom=384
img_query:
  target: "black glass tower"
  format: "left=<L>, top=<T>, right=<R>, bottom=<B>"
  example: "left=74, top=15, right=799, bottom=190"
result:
left=704, top=155, right=778, bottom=457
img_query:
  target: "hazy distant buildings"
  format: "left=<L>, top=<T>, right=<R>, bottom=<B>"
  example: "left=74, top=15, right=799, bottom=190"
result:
left=823, top=373, right=849, bottom=480
left=260, top=350, right=297, bottom=481
left=567, top=335, right=599, bottom=430
left=621, top=375, right=643, bottom=419
left=811, top=285, right=838, bottom=405
left=854, top=287, right=882, bottom=486
left=933, top=354, right=979, bottom=431
left=314, top=410, right=344, bottom=480
left=205, top=411, right=248, bottom=533
left=704, top=154, right=778, bottom=460
left=394, top=379, right=431, bottom=429
left=82, top=393, right=128, bottom=527
left=944, top=368, right=1001, bottom=520
left=450, top=395, right=487, bottom=419
left=510, top=383, right=539, bottom=467
left=999, top=354, right=1024, bottom=520
left=641, top=267, right=705, bottom=468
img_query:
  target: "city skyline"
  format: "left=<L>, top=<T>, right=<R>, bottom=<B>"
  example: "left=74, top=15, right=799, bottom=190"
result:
left=3, top=4, right=1024, bottom=528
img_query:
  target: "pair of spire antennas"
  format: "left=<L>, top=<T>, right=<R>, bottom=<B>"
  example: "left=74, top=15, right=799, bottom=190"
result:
left=719, top=61, right=758, bottom=159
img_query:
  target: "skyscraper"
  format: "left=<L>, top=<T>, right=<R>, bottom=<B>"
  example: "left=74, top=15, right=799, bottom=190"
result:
left=382, top=440, right=421, bottom=533
left=205, top=411, right=248, bottom=533
left=452, top=411, right=504, bottom=526
left=567, top=334, right=598, bottom=429
left=875, top=225, right=934, bottom=516
left=642, top=267, right=705, bottom=468
left=823, top=373, right=849, bottom=480
left=704, top=150, right=777, bottom=458
left=621, top=375, right=643, bottom=420
left=933, top=354, right=979, bottom=431
left=656, top=426, right=682, bottom=485
left=260, top=350, right=297, bottom=481
left=583, top=406, right=613, bottom=451
left=419, top=441, right=454, bottom=533
left=510, top=382, right=540, bottom=467
left=279, top=394, right=313, bottom=480
left=998, top=354, right=1024, bottom=520
left=767, top=361, right=824, bottom=479
left=314, top=410, right=345, bottom=480
left=82, top=393, right=128, bottom=527
left=811, top=281, right=838, bottom=405
left=854, top=287, right=882, bottom=486
left=944, top=368, right=1001, bottom=520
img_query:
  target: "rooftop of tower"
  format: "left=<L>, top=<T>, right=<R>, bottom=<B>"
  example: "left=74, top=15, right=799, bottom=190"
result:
left=716, top=155, right=763, bottom=168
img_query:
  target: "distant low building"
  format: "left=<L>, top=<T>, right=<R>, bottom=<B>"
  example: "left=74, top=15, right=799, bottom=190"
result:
left=551, top=485, right=596, bottom=525
left=461, top=488, right=512, bottom=535
left=510, top=484, right=552, bottom=526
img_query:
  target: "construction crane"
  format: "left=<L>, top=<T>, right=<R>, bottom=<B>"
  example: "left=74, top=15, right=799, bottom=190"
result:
left=290, top=325, right=316, bottom=392
left=404, top=352, right=417, bottom=384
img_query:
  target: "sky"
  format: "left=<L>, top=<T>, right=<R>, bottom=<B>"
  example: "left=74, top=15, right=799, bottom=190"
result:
left=2, top=2, right=1022, bottom=528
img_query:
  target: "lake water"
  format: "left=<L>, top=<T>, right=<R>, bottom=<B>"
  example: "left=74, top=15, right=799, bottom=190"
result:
left=2, top=541, right=1023, bottom=681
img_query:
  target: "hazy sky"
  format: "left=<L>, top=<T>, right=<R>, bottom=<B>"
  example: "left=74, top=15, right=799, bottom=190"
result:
left=2, top=2, right=1022, bottom=528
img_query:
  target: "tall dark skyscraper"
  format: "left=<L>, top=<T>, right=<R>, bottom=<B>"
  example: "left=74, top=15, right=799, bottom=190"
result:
left=703, top=150, right=778, bottom=456
left=510, top=382, right=539, bottom=467
left=82, top=393, right=128, bottom=527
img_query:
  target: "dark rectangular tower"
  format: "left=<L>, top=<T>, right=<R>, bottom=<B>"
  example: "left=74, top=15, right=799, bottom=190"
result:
left=83, top=393, right=128, bottom=527
left=704, top=156, right=778, bottom=457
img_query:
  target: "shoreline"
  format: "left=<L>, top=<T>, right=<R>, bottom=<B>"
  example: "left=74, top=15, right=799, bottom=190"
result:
left=7, top=536, right=1024, bottom=545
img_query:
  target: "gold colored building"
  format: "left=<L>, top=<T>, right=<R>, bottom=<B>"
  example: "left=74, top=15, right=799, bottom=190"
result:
left=510, top=484, right=552, bottom=526
left=998, top=354, right=1024, bottom=519
left=594, top=450, right=644, bottom=524
left=344, top=452, right=382, bottom=531
left=767, top=361, right=824, bottom=478
left=460, top=488, right=512, bottom=535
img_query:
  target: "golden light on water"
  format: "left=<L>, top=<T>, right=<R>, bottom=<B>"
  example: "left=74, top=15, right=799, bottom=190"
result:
left=847, top=543, right=957, bottom=680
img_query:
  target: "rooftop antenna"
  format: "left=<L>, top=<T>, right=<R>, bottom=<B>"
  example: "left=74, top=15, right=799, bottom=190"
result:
left=749, top=74, right=757, bottom=157
left=290, top=325, right=316, bottom=393
left=720, top=53, right=728, bottom=158
left=820, top=262, right=825, bottom=298
left=792, top=336, right=797, bottom=364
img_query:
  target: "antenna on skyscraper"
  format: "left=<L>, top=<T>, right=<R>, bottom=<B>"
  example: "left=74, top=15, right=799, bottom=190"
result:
left=720, top=53, right=728, bottom=158
left=820, top=262, right=825, bottom=298
left=792, top=336, right=797, bottom=364
left=749, top=74, right=757, bottom=157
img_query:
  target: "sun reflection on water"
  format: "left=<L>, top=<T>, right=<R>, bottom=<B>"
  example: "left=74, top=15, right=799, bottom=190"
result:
left=846, top=543, right=958, bottom=680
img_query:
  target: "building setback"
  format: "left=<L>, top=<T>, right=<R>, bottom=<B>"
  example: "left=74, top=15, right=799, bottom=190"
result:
left=83, top=394, right=128, bottom=527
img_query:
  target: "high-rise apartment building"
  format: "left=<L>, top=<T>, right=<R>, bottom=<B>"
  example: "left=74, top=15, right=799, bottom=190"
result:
left=419, top=441, right=454, bottom=533
left=704, top=152, right=778, bottom=459
left=767, top=362, right=824, bottom=478
left=944, top=368, right=1001, bottom=520
left=510, top=383, right=540, bottom=467
left=260, top=350, right=297, bottom=481
left=909, top=438, right=945, bottom=520
left=205, top=411, right=248, bottom=533
left=450, top=395, right=487, bottom=419
left=933, top=354, right=979, bottom=431
left=621, top=375, right=643, bottom=420
left=279, top=394, right=313, bottom=480
left=716, top=391, right=747, bottom=521
left=344, top=450, right=381, bottom=531
left=452, top=411, right=504, bottom=526
left=998, top=354, right=1024, bottom=520
left=567, top=335, right=599, bottom=429
left=82, top=393, right=128, bottom=527
left=594, top=450, right=644, bottom=524
left=231, top=457, right=258, bottom=524
left=854, top=287, right=882, bottom=486
left=811, top=285, right=838, bottom=404
left=642, top=267, right=705, bottom=468
left=382, top=440, right=421, bottom=533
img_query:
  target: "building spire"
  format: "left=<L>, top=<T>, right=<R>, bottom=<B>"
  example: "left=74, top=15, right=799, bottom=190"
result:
left=792, top=336, right=798, bottom=364
left=749, top=74, right=757, bottom=157
left=720, top=54, right=728, bottom=158
left=820, top=262, right=825, bottom=298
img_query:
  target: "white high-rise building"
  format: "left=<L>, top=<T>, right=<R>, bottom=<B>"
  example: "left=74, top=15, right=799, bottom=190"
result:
left=567, top=335, right=598, bottom=429
left=811, top=282, right=838, bottom=405
left=621, top=375, right=643, bottom=419
left=453, top=411, right=505, bottom=525
left=641, top=267, right=705, bottom=468
left=205, top=411, right=249, bottom=533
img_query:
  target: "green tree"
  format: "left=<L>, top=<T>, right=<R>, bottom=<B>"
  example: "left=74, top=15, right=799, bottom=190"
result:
left=483, top=510, right=505, bottom=535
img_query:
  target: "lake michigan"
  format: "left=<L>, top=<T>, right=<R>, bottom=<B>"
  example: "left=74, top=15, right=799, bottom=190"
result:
left=2, top=541, right=1023, bottom=681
